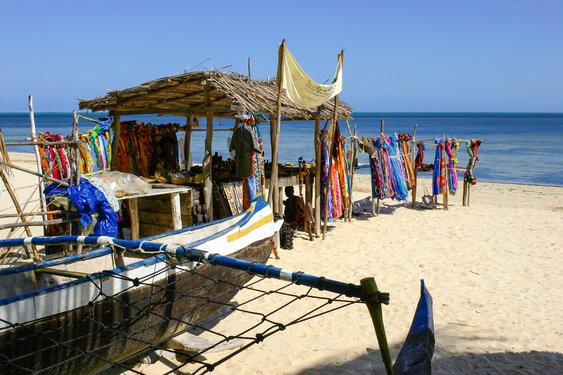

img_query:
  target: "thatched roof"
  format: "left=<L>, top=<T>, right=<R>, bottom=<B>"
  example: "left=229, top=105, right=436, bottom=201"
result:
left=78, top=70, right=352, bottom=120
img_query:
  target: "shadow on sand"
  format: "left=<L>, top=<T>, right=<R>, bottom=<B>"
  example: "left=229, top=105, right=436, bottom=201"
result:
left=294, top=349, right=563, bottom=374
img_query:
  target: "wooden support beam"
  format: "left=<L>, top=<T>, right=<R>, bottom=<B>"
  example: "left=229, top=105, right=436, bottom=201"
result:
left=323, top=95, right=338, bottom=239
left=411, top=169, right=418, bottom=208
left=129, top=198, right=139, bottom=240
left=111, top=114, right=121, bottom=170
left=28, top=95, right=48, bottom=228
left=171, top=192, right=182, bottom=230
left=314, top=117, right=321, bottom=234
left=184, top=115, right=192, bottom=170
left=269, top=45, right=286, bottom=214
left=0, top=170, right=40, bottom=261
left=203, top=84, right=214, bottom=221
left=0, top=161, right=69, bottom=187
left=109, top=104, right=241, bottom=116
left=72, top=111, right=80, bottom=185
left=360, top=277, right=393, bottom=375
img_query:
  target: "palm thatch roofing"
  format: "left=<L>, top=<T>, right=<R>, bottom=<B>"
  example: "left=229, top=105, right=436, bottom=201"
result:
left=79, top=70, right=352, bottom=120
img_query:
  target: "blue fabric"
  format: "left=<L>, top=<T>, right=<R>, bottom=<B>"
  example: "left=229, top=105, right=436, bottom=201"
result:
left=44, top=179, right=118, bottom=237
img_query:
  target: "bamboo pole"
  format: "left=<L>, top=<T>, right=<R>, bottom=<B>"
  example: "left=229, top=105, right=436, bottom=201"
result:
left=322, top=95, right=338, bottom=239
left=110, top=114, right=121, bottom=170
left=28, top=95, right=48, bottom=226
left=360, top=277, right=393, bottom=375
left=268, top=39, right=286, bottom=213
left=0, top=171, right=40, bottom=261
left=314, top=117, right=321, bottom=234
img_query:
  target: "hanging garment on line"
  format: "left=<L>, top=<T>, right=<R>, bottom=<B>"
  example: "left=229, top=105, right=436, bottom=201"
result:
left=464, top=139, right=481, bottom=185
left=432, top=139, right=448, bottom=196
left=229, top=126, right=260, bottom=178
left=398, top=134, right=416, bottom=189
left=445, top=138, right=462, bottom=194
left=320, top=129, right=335, bottom=220
left=115, top=122, right=179, bottom=178
left=331, top=122, right=349, bottom=218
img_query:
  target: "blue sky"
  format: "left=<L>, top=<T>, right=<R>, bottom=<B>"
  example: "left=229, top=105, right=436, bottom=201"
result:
left=1, top=0, right=562, bottom=112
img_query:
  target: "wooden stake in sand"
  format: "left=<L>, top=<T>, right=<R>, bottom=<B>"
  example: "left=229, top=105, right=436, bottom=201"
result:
left=360, top=277, right=393, bottom=375
left=322, top=95, right=338, bottom=239
left=269, top=39, right=286, bottom=213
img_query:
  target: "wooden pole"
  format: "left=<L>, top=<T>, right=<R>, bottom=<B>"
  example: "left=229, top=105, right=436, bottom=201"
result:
left=72, top=110, right=80, bottom=185
left=110, top=114, right=121, bottom=170
left=314, top=117, right=322, bottom=234
left=204, top=84, right=214, bottom=221
left=28, top=95, right=48, bottom=225
left=247, top=56, right=252, bottom=79
left=184, top=115, right=192, bottom=170
left=269, top=39, right=286, bottom=213
left=322, top=95, right=338, bottom=239
left=0, top=162, right=69, bottom=186
left=411, top=125, right=418, bottom=208
left=345, top=120, right=357, bottom=222
left=0, top=171, right=40, bottom=261
left=462, top=180, right=467, bottom=206
left=412, top=170, right=418, bottom=208
left=360, top=277, right=393, bottom=375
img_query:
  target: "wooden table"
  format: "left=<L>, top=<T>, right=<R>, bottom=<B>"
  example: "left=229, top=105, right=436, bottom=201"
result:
left=118, top=184, right=193, bottom=240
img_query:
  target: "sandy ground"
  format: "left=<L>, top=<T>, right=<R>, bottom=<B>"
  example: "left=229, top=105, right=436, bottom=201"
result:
left=1, top=153, right=562, bottom=374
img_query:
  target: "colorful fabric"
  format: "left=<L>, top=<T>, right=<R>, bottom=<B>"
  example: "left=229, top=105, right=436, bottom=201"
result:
left=320, top=130, right=334, bottom=220
left=464, top=139, right=482, bottom=185
left=115, top=122, right=179, bottom=177
left=278, top=43, right=343, bottom=108
left=229, top=126, right=260, bottom=178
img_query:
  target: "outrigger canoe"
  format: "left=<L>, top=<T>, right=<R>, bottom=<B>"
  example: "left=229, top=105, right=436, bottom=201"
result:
left=0, top=196, right=280, bottom=374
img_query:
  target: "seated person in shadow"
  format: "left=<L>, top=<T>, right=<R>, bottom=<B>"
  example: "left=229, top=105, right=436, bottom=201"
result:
left=283, top=186, right=305, bottom=228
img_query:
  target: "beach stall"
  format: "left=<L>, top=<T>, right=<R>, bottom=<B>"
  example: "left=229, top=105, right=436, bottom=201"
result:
left=79, top=70, right=352, bottom=238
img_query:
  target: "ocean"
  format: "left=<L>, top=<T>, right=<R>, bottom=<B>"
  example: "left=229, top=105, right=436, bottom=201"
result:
left=1, top=112, right=562, bottom=186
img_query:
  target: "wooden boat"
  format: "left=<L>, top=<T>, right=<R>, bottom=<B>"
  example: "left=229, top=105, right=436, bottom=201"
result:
left=0, top=196, right=280, bottom=375
left=392, top=280, right=435, bottom=375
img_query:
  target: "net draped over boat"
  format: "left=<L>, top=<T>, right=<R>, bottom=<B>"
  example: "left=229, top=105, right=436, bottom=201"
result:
left=0, top=250, right=364, bottom=375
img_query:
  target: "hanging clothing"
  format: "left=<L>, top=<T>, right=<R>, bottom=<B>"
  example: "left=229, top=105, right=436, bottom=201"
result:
left=464, top=139, right=482, bottom=185
left=229, top=126, right=260, bottom=178
left=320, top=130, right=334, bottom=220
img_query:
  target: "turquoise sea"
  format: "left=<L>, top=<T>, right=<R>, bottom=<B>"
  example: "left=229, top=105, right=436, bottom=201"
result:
left=1, top=112, right=562, bottom=186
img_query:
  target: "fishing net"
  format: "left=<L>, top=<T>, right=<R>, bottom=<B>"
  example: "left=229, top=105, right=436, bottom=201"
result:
left=0, top=241, right=385, bottom=375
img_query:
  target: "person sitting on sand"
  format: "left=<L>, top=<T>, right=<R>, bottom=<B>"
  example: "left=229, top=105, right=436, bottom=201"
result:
left=283, top=186, right=305, bottom=228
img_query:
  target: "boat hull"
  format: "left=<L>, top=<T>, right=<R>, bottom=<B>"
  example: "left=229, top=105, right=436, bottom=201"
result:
left=393, top=280, right=435, bottom=375
left=0, top=237, right=272, bottom=375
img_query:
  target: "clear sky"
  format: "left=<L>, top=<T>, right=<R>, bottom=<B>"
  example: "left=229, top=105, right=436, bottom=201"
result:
left=1, top=0, right=562, bottom=112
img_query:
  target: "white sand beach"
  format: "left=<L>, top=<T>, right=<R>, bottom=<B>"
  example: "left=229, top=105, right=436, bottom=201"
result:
left=1, top=155, right=562, bottom=374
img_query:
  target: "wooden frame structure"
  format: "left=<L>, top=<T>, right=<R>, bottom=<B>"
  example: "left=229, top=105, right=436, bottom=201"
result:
left=79, top=70, right=352, bottom=229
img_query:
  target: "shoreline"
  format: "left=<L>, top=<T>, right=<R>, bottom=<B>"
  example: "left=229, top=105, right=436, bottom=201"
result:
left=1, top=152, right=562, bottom=374
left=5, top=151, right=563, bottom=189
